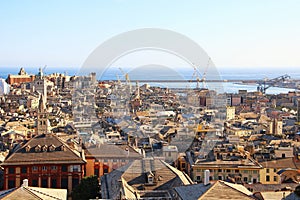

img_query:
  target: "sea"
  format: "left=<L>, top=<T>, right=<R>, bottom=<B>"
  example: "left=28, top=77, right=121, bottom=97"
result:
left=1, top=66, right=300, bottom=95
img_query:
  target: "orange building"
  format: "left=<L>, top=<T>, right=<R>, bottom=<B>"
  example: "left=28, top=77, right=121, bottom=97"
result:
left=6, top=67, right=35, bottom=85
left=85, top=143, right=142, bottom=178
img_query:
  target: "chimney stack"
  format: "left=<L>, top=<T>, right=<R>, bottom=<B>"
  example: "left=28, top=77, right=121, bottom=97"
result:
left=22, top=179, right=28, bottom=187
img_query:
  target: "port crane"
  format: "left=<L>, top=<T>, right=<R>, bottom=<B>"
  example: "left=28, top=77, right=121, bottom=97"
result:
left=257, top=74, right=291, bottom=94
left=119, top=67, right=132, bottom=93
left=190, top=57, right=210, bottom=89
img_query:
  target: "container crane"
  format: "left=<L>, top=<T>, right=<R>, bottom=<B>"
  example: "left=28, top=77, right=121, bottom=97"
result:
left=257, top=74, right=291, bottom=94
left=119, top=67, right=132, bottom=93
left=190, top=57, right=210, bottom=89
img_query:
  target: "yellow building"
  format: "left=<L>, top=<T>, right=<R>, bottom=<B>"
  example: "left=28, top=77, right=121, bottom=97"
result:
left=259, top=157, right=300, bottom=184
left=192, top=158, right=262, bottom=184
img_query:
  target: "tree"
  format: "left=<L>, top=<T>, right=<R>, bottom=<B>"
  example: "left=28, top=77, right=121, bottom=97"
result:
left=72, top=175, right=100, bottom=200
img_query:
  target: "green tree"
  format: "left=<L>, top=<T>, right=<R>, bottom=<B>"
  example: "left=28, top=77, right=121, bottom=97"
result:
left=72, top=175, right=100, bottom=200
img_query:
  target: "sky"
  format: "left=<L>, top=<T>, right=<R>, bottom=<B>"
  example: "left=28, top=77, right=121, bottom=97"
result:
left=0, top=0, right=300, bottom=71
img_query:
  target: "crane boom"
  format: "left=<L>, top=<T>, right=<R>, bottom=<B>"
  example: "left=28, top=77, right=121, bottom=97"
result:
left=257, top=74, right=290, bottom=94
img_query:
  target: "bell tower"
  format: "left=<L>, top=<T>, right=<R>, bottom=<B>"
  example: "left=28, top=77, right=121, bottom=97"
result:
left=37, top=94, right=49, bottom=135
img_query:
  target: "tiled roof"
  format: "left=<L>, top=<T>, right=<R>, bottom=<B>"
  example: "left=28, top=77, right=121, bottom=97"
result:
left=198, top=181, right=254, bottom=200
left=101, top=158, right=193, bottom=199
left=85, top=144, right=142, bottom=159
left=245, top=183, right=299, bottom=193
left=259, top=158, right=298, bottom=169
left=175, top=181, right=254, bottom=200
left=2, top=134, right=85, bottom=166
left=0, top=186, right=67, bottom=200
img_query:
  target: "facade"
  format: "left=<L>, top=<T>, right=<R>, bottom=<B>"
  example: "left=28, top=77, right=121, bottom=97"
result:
left=85, top=143, right=142, bottom=178
left=32, top=68, right=47, bottom=102
left=0, top=78, right=10, bottom=95
left=192, top=158, right=262, bottom=184
left=226, top=106, right=235, bottom=120
left=6, top=68, right=35, bottom=85
left=259, top=157, right=300, bottom=184
left=1, top=134, right=86, bottom=194
left=36, top=94, right=50, bottom=135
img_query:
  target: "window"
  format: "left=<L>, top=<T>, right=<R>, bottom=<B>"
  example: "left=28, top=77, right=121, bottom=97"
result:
left=8, top=180, right=15, bottom=189
left=42, top=145, right=48, bottom=152
left=25, top=146, right=31, bottom=152
left=274, top=176, right=277, bottom=182
left=282, top=153, right=286, bottom=158
left=32, top=166, right=38, bottom=171
left=253, top=178, right=257, bottom=183
left=226, top=169, right=230, bottom=173
left=209, top=176, right=213, bottom=181
left=71, top=165, right=80, bottom=172
left=35, top=145, right=41, bottom=152
left=196, top=176, right=201, bottom=181
left=51, top=166, right=57, bottom=170
left=266, top=169, right=270, bottom=173
left=121, top=159, right=126, bottom=162
left=21, top=167, right=27, bottom=174
left=32, top=179, right=38, bottom=187
left=72, top=176, right=80, bottom=189
left=61, top=177, right=68, bottom=189
left=243, top=170, right=248, bottom=174
left=168, top=152, right=171, bottom=157
left=112, top=159, right=117, bottom=163
left=62, top=165, right=68, bottom=172
left=8, top=167, right=15, bottom=174
left=253, top=170, right=258, bottom=174
left=94, top=168, right=99, bottom=177
left=266, top=175, right=270, bottom=182
left=274, top=168, right=277, bottom=172
left=218, top=176, right=223, bottom=180
left=104, top=159, right=108, bottom=162
left=42, top=178, right=48, bottom=188
left=49, top=145, right=56, bottom=152
left=42, top=166, right=47, bottom=171
left=104, top=167, right=109, bottom=174
left=218, top=169, right=222, bottom=172
left=51, top=178, right=57, bottom=188
left=244, top=177, right=248, bottom=182
left=235, top=169, right=239, bottom=173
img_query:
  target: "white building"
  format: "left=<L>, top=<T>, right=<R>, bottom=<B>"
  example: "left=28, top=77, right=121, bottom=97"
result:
left=0, top=78, right=10, bottom=95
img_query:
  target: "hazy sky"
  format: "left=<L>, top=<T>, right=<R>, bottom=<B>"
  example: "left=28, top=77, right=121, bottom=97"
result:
left=0, top=0, right=300, bottom=70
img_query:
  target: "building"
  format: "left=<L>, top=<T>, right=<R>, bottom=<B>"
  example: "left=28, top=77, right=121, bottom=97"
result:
left=259, top=157, right=300, bottom=184
left=6, top=68, right=35, bottom=85
left=36, top=94, right=50, bottom=135
left=0, top=78, right=10, bottom=95
left=226, top=106, right=235, bottom=121
left=1, top=134, right=86, bottom=194
left=192, top=157, right=262, bottom=184
left=175, top=180, right=254, bottom=200
left=85, top=143, right=142, bottom=178
left=101, top=157, right=193, bottom=199
left=0, top=179, right=67, bottom=200
left=32, top=68, right=47, bottom=103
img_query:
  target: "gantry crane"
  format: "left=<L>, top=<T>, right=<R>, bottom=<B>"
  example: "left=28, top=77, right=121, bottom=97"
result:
left=190, top=57, right=210, bottom=89
left=119, top=67, right=132, bottom=93
left=257, top=74, right=291, bottom=94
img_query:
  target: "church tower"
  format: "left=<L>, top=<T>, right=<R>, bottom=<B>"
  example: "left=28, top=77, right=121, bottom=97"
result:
left=37, top=94, right=49, bottom=135
left=32, top=67, right=47, bottom=102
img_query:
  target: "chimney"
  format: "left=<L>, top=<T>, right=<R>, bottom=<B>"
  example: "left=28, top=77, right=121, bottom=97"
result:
left=204, top=170, right=210, bottom=185
left=22, top=179, right=28, bottom=187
